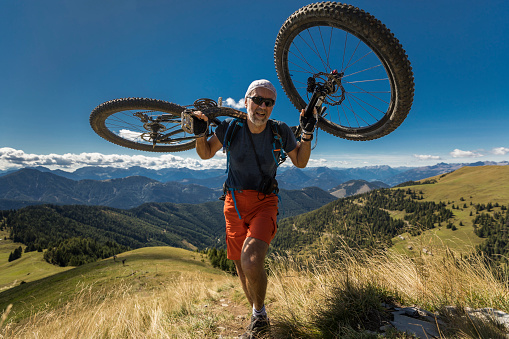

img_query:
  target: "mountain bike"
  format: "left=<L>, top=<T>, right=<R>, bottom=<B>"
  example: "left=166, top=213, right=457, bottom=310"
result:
left=90, top=2, right=414, bottom=152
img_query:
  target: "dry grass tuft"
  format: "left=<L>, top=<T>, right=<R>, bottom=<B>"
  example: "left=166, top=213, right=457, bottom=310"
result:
left=267, top=243, right=509, bottom=338
left=1, top=272, right=235, bottom=339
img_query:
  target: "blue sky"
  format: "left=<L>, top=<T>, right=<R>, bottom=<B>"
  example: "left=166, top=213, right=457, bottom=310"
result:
left=1, top=0, right=508, bottom=171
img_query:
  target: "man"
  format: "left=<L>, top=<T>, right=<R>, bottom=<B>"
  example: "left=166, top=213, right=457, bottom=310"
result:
left=194, top=79, right=316, bottom=338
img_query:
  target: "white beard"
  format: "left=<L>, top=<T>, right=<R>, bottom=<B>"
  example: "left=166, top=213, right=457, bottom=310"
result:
left=248, top=110, right=269, bottom=127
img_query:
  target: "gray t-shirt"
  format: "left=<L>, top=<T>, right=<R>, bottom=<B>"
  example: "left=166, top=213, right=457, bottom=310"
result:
left=215, top=118, right=297, bottom=190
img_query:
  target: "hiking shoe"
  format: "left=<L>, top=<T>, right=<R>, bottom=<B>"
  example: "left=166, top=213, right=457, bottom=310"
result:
left=239, top=315, right=270, bottom=338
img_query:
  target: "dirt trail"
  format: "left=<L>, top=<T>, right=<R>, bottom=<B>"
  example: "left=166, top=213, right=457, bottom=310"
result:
left=206, top=286, right=251, bottom=338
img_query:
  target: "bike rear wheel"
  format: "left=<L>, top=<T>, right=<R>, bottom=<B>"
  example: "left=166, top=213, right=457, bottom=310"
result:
left=90, top=97, right=194, bottom=152
left=274, top=2, right=414, bottom=141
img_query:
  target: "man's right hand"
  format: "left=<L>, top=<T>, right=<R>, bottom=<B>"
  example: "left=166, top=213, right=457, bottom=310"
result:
left=193, top=111, right=208, bottom=122
left=191, top=111, right=209, bottom=136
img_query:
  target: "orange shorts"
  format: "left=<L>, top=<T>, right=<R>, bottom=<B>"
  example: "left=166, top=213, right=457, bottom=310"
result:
left=224, top=190, right=278, bottom=260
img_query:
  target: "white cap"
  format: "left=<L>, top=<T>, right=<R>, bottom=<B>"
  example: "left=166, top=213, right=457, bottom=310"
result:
left=245, top=79, right=277, bottom=100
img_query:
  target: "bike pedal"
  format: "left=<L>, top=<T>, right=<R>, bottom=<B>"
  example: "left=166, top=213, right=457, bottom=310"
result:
left=180, top=109, right=195, bottom=134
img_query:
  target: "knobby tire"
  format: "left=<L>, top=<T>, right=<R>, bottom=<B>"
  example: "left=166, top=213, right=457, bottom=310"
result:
left=274, top=1, right=415, bottom=141
left=90, top=98, right=192, bottom=152
left=90, top=97, right=247, bottom=152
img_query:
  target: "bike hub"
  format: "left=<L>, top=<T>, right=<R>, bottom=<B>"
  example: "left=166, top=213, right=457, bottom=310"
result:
left=307, top=70, right=345, bottom=106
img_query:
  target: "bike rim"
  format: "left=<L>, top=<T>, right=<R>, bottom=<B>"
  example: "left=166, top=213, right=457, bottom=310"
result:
left=281, top=21, right=396, bottom=134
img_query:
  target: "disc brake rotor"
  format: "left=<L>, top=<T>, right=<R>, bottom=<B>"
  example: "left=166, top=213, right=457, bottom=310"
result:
left=193, top=98, right=217, bottom=110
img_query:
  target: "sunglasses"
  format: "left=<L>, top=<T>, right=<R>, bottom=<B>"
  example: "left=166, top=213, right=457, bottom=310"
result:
left=247, top=96, right=275, bottom=107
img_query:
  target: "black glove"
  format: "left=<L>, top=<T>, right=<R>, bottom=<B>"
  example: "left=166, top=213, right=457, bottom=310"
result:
left=192, top=116, right=208, bottom=135
left=300, top=113, right=317, bottom=134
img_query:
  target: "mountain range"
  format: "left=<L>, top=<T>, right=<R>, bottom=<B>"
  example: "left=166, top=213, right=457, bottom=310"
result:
left=0, top=168, right=337, bottom=215
left=329, top=180, right=389, bottom=198
left=1, top=161, right=507, bottom=190
left=0, top=160, right=507, bottom=210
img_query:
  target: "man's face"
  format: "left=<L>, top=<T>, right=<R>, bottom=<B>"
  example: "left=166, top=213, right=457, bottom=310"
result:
left=245, top=87, right=276, bottom=127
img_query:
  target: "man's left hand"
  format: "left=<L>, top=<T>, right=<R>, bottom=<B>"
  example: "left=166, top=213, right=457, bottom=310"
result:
left=299, top=108, right=317, bottom=134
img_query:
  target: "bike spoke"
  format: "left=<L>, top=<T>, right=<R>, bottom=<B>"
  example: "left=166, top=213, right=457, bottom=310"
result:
left=305, top=28, right=330, bottom=72
left=318, top=26, right=333, bottom=72
left=346, top=81, right=390, bottom=105
left=350, top=96, right=384, bottom=124
left=343, top=64, right=383, bottom=79
left=347, top=92, right=387, bottom=115
left=345, top=78, right=389, bottom=84
left=107, top=112, right=147, bottom=132
left=341, top=31, right=348, bottom=71
left=343, top=39, right=362, bottom=73
left=289, top=42, right=321, bottom=76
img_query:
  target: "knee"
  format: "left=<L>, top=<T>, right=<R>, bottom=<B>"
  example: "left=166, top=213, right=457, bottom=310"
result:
left=240, top=237, right=268, bottom=275
left=241, top=254, right=263, bottom=275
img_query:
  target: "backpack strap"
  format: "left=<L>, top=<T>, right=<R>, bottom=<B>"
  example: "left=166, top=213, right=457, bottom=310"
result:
left=269, top=120, right=287, bottom=167
left=222, top=118, right=244, bottom=173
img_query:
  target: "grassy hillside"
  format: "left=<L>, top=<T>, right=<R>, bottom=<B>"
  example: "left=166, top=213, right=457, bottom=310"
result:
left=2, top=245, right=509, bottom=338
left=413, top=165, right=509, bottom=204
left=0, top=247, right=248, bottom=335
left=274, top=165, right=509, bottom=259
left=3, top=188, right=336, bottom=259
left=0, top=237, right=73, bottom=292
left=391, top=166, right=509, bottom=256
left=5, top=202, right=225, bottom=254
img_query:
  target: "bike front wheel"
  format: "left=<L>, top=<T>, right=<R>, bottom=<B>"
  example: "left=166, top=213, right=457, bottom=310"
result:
left=90, top=97, right=195, bottom=152
left=274, top=2, right=415, bottom=141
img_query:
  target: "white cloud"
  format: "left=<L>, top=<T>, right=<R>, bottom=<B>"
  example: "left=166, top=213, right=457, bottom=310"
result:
left=450, top=149, right=483, bottom=158
left=0, top=147, right=352, bottom=172
left=279, top=157, right=333, bottom=168
left=224, top=97, right=245, bottom=110
left=118, top=129, right=144, bottom=142
left=0, top=147, right=226, bottom=172
left=413, top=154, right=441, bottom=161
left=492, top=147, right=509, bottom=155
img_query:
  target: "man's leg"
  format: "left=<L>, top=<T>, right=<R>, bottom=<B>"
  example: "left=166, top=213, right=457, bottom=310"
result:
left=236, top=237, right=270, bottom=338
left=234, top=259, right=253, bottom=307
left=238, top=237, right=269, bottom=311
